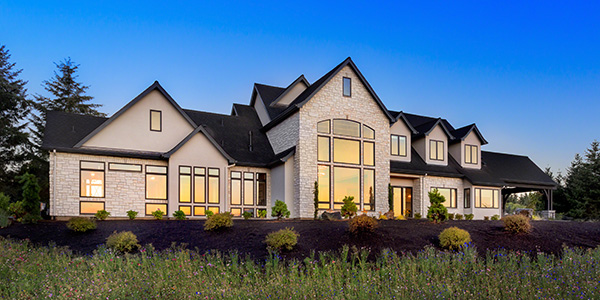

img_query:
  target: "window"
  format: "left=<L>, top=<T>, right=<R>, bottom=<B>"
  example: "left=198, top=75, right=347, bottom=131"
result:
left=146, top=165, right=167, bottom=200
left=363, top=125, right=375, bottom=139
left=179, top=166, right=191, bottom=203
left=464, top=188, right=471, bottom=208
left=317, top=120, right=330, bottom=134
left=475, top=188, right=499, bottom=208
left=231, top=171, right=242, bottom=205
left=363, top=169, right=375, bottom=211
left=208, top=168, right=220, bottom=204
left=343, top=77, right=351, bottom=97
left=333, top=119, right=360, bottom=137
left=193, top=206, right=206, bottom=216
left=108, top=163, right=142, bottom=172
left=363, top=142, right=374, bottom=166
left=465, top=144, right=478, bottom=164
left=80, top=201, right=104, bottom=215
left=333, top=138, right=360, bottom=164
left=391, top=135, right=407, bottom=157
left=194, top=167, right=206, bottom=203
left=318, top=136, right=330, bottom=162
left=230, top=171, right=267, bottom=217
left=429, top=140, right=444, bottom=161
left=150, top=110, right=162, bottom=132
left=145, top=203, right=167, bottom=216
left=317, top=165, right=331, bottom=209
left=333, top=167, right=360, bottom=209
left=257, top=173, right=267, bottom=206
left=179, top=205, right=191, bottom=216
left=431, top=188, right=457, bottom=208
left=243, top=173, right=254, bottom=205
left=80, top=161, right=104, bottom=198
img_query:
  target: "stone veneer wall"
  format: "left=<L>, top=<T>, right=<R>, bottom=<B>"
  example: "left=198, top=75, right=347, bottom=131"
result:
left=296, top=65, right=391, bottom=218
left=49, top=151, right=167, bottom=217
left=226, top=166, right=272, bottom=216
left=265, top=113, right=299, bottom=154
left=420, top=176, right=464, bottom=217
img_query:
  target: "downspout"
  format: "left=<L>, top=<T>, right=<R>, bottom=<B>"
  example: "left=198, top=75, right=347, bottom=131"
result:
left=225, top=163, right=236, bottom=213
left=52, top=149, right=57, bottom=219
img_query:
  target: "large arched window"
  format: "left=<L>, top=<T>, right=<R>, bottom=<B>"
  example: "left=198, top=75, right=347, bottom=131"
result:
left=317, top=119, right=375, bottom=211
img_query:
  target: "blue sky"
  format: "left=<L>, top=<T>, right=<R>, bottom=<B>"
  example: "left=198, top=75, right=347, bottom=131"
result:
left=2, top=1, right=599, bottom=174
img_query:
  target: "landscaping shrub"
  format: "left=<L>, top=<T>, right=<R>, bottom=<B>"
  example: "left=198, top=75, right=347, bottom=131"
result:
left=17, top=173, right=42, bottom=223
left=8, top=201, right=26, bottom=220
left=427, top=189, right=448, bottom=223
left=414, top=213, right=422, bottom=219
left=448, top=213, right=455, bottom=220
left=151, top=210, right=165, bottom=220
left=439, top=227, right=471, bottom=250
left=313, top=181, right=319, bottom=220
left=106, top=231, right=140, bottom=253
left=271, top=200, right=290, bottom=220
left=349, top=214, right=379, bottom=234
left=204, top=212, right=233, bottom=231
left=455, top=214, right=463, bottom=220
left=0, top=192, right=9, bottom=212
left=95, top=210, right=110, bottom=220
left=340, top=196, right=357, bottom=219
left=173, top=210, right=186, bottom=220
left=126, top=210, right=138, bottom=220
left=491, top=214, right=500, bottom=221
left=379, top=213, right=388, bottom=220
left=257, top=209, right=267, bottom=218
left=0, top=210, right=11, bottom=228
left=205, top=210, right=214, bottom=218
left=484, top=216, right=490, bottom=221
left=465, top=214, right=474, bottom=220
left=502, top=214, right=532, bottom=234
left=265, top=227, right=299, bottom=251
left=242, top=211, right=252, bottom=220
left=388, top=183, right=394, bottom=212
left=396, top=214, right=406, bottom=220
left=66, top=217, right=97, bottom=233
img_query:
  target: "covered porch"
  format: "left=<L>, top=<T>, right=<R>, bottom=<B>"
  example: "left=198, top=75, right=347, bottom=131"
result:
left=501, top=180, right=557, bottom=218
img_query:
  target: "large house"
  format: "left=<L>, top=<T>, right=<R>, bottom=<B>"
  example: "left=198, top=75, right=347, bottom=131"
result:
left=43, top=57, right=556, bottom=220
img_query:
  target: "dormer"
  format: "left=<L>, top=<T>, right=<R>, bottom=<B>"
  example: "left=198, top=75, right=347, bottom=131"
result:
left=449, top=124, right=488, bottom=169
left=270, top=75, right=309, bottom=107
left=412, top=119, right=454, bottom=166
left=389, top=112, right=417, bottom=162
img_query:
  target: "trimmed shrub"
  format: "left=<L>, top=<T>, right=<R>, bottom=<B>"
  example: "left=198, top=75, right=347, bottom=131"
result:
left=271, top=200, right=290, bottom=220
left=95, top=210, right=110, bottom=220
left=484, top=216, right=490, bottom=221
left=502, top=214, right=532, bottom=234
left=257, top=209, right=267, bottom=218
left=18, top=173, right=41, bottom=223
left=204, top=212, right=233, bottom=231
left=396, top=214, right=406, bottom=220
left=427, top=189, right=448, bottom=223
left=448, top=213, right=455, bottom=220
left=8, top=201, right=26, bottom=220
left=313, top=181, right=319, bottom=220
left=379, top=213, right=388, bottom=220
left=491, top=214, right=500, bottom=221
left=0, top=192, right=9, bottom=212
left=67, top=217, right=97, bottom=233
left=349, top=215, right=379, bottom=235
left=414, top=213, right=422, bottom=219
left=439, top=227, right=471, bottom=251
left=106, top=231, right=140, bottom=253
left=265, top=227, right=299, bottom=251
left=173, top=210, right=186, bottom=220
left=151, top=210, right=165, bottom=220
left=465, top=214, right=474, bottom=220
left=242, top=211, right=252, bottom=220
left=0, top=210, right=11, bottom=228
left=205, top=210, right=214, bottom=218
left=126, top=210, right=138, bottom=220
left=340, top=196, right=358, bottom=219
left=455, top=214, right=464, bottom=220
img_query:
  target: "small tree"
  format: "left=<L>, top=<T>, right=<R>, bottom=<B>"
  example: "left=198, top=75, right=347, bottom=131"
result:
left=340, top=196, right=358, bottom=219
left=271, top=200, right=290, bottom=220
left=427, top=189, right=448, bottom=223
left=313, top=181, right=319, bottom=219
left=388, top=184, right=394, bottom=212
left=17, top=173, right=41, bottom=223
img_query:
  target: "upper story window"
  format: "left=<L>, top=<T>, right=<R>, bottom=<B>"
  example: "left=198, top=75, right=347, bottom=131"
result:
left=150, top=110, right=162, bottom=132
left=333, top=119, right=360, bottom=137
left=465, top=144, right=478, bottom=164
left=391, top=135, right=407, bottom=157
left=343, top=77, right=351, bottom=97
left=429, top=140, right=444, bottom=161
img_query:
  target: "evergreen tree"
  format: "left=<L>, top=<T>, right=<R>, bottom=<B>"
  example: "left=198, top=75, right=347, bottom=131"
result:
left=0, top=45, right=31, bottom=199
left=558, top=141, right=600, bottom=219
left=17, top=173, right=41, bottom=223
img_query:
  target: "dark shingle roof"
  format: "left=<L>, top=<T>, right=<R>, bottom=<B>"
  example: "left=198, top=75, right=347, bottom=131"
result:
left=449, top=124, right=488, bottom=145
left=253, top=83, right=288, bottom=119
left=390, top=149, right=464, bottom=178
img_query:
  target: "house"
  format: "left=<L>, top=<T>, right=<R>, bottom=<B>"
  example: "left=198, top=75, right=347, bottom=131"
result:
left=42, top=57, right=557, bottom=220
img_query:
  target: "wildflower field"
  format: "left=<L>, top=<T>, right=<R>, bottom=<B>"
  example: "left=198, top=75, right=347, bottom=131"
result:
left=1, top=237, right=599, bottom=299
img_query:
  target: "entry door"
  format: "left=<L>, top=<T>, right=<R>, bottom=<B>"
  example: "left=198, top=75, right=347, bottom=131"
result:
left=393, top=187, right=413, bottom=217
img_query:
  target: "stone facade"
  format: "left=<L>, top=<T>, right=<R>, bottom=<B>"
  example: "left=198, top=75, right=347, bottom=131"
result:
left=49, top=151, right=167, bottom=217
left=265, top=112, right=299, bottom=154
left=420, top=176, right=464, bottom=217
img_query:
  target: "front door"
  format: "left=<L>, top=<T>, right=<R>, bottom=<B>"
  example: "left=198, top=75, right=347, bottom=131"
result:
left=392, top=187, right=413, bottom=217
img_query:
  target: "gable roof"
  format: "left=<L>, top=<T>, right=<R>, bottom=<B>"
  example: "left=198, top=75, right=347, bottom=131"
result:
left=73, top=81, right=196, bottom=148
left=450, top=124, right=488, bottom=145
left=250, top=83, right=288, bottom=120
left=388, top=110, right=418, bottom=134
left=269, top=75, right=310, bottom=107
left=412, top=118, right=455, bottom=140
left=262, top=57, right=395, bottom=131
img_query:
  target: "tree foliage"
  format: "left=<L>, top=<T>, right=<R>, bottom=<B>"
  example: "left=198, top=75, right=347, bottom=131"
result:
left=17, top=173, right=41, bottom=223
left=427, top=189, right=448, bottom=223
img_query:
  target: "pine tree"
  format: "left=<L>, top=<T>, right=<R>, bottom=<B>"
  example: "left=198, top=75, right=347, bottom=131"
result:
left=0, top=45, right=31, bottom=199
left=559, top=141, right=600, bottom=219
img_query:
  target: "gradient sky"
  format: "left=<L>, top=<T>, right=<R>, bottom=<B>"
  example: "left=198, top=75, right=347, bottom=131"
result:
left=2, top=1, right=599, bottom=174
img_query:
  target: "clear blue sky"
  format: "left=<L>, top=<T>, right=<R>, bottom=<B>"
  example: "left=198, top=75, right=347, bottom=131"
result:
left=2, top=1, right=599, bottom=174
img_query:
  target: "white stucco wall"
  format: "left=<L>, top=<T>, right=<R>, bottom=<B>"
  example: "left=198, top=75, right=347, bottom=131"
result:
left=389, top=119, right=412, bottom=162
left=253, top=93, right=272, bottom=126
left=272, top=81, right=308, bottom=107
left=424, top=125, right=448, bottom=166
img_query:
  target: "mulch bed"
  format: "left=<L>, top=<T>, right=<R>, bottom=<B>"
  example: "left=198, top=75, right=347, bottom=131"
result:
left=2, top=219, right=600, bottom=260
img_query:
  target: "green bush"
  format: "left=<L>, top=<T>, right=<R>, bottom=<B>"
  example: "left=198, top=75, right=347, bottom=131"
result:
left=205, top=210, right=214, bottom=218
left=173, top=210, right=186, bottom=220
left=340, top=196, right=358, bottom=219
left=271, top=200, right=290, bottom=220
left=491, top=214, right=500, bottom=221
left=455, top=214, right=464, bottom=220
left=66, top=217, right=97, bottom=233
left=95, top=210, right=110, bottom=220
left=0, top=210, right=11, bottom=228
left=465, top=214, right=474, bottom=220
left=8, top=201, right=26, bottom=220
left=427, top=189, right=448, bottom=223
left=348, top=214, right=379, bottom=234
left=0, top=192, right=10, bottom=212
left=204, top=212, right=233, bottom=231
left=439, top=227, right=471, bottom=251
left=17, top=173, right=41, bottom=223
left=414, top=213, right=422, bottom=219
left=484, top=216, right=490, bottom=221
left=106, top=231, right=140, bottom=253
left=448, top=213, right=455, bottom=220
left=257, top=209, right=267, bottom=218
left=313, top=181, right=319, bottom=220
left=502, top=214, right=532, bottom=234
left=151, top=210, right=165, bottom=220
left=265, top=227, right=299, bottom=251
left=242, top=211, right=252, bottom=220
left=126, top=210, right=138, bottom=220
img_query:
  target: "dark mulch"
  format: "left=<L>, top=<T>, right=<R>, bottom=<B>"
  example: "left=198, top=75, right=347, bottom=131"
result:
left=2, top=219, right=600, bottom=260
